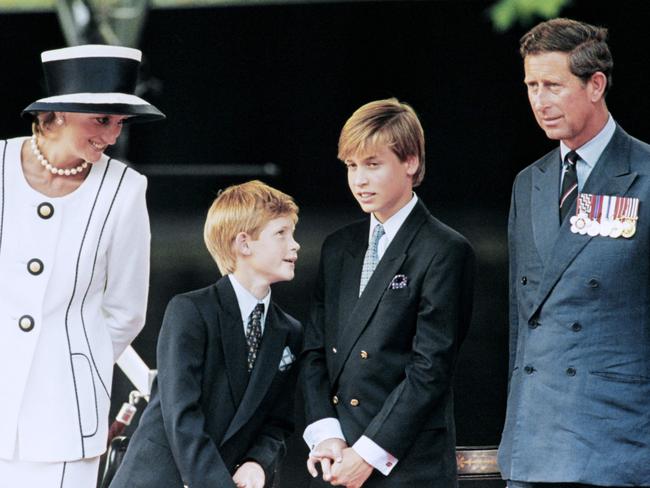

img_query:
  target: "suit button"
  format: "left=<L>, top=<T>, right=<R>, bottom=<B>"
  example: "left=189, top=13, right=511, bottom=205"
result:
left=360, top=350, right=368, bottom=359
left=27, top=258, right=44, bottom=275
left=566, top=367, right=577, bottom=376
left=571, top=322, right=582, bottom=332
left=524, top=365, right=534, bottom=375
left=19, top=315, right=34, bottom=332
left=528, top=318, right=539, bottom=329
left=521, top=276, right=527, bottom=285
left=37, top=202, right=54, bottom=219
left=332, top=395, right=339, bottom=405
left=350, top=399, right=359, bottom=407
left=588, top=278, right=599, bottom=288
left=332, top=347, right=337, bottom=354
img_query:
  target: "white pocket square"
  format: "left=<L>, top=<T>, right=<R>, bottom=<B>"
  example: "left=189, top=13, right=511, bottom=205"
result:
left=279, top=346, right=295, bottom=372
left=388, top=274, right=408, bottom=290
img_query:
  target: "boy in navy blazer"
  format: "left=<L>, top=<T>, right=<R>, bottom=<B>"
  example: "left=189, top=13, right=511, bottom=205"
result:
left=110, top=180, right=302, bottom=488
left=301, top=99, right=475, bottom=487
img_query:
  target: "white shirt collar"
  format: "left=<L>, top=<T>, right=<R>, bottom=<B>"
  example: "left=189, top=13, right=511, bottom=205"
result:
left=227, top=274, right=271, bottom=333
left=369, top=193, right=418, bottom=249
left=560, top=114, right=616, bottom=169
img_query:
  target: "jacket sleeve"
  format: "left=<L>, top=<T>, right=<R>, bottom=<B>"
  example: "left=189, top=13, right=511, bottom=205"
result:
left=156, top=295, right=236, bottom=488
left=362, top=239, right=476, bottom=459
left=299, top=240, right=340, bottom=425
left=103, top=171, right=150, bottom=361
left=508, top=178, right=520, bottom=381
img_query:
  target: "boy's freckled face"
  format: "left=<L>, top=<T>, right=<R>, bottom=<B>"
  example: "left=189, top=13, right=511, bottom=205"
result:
left=247, top=216, right=300, bottom=284
left=345, top=143, right=417, bottom=223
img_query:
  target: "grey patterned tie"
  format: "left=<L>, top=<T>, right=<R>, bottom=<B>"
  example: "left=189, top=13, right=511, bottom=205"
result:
left=359, top=224, right=385, bottom=296
left=245, top=303, right=264, bottom=372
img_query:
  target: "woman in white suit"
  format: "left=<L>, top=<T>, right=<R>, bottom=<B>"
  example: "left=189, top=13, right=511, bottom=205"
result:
left=0, top=44, right=164, bottom=486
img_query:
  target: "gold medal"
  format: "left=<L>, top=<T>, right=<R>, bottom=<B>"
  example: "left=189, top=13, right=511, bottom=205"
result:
left=621, top=219, right=636, bottom=238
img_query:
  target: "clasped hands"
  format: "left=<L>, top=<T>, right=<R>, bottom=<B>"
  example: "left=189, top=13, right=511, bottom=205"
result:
left=307, top=438, right=373, bottom=488
left=232, top=461, right=265, bottom=488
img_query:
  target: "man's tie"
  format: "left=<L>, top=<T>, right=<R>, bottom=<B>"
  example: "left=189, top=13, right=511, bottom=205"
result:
left=245, top=303, right=264, bottom=372
left=359, top=224, right=385, bottom=296
left=560, top=150, right=579, bottom=222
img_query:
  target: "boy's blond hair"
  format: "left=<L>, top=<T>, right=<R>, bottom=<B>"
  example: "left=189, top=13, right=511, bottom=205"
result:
left=338, top=98, right=426, bottom=187
left=204, top=180, right=298, bottom=275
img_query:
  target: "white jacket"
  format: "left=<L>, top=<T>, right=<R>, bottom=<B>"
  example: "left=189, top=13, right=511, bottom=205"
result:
left=0, top=137, right=150, bottom=462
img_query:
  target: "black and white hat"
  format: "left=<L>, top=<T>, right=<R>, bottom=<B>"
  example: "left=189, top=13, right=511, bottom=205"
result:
left=22, top=44, right=165, bottom=123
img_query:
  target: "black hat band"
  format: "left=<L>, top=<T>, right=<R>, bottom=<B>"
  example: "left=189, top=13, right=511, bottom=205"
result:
left=43, top=57, right=139, bottom=96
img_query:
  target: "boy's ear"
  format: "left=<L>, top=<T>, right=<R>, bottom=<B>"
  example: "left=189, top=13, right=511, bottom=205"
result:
left=404, top=155, right=419, bottom=177
left=234, top=232, right=252, bottom=256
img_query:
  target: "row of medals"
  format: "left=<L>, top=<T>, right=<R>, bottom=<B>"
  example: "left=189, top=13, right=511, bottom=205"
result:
left=570, top=213, right=637, bottom=238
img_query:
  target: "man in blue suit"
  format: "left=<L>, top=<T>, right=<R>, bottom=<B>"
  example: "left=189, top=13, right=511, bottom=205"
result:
left=498, top=18, right=650, bottom=487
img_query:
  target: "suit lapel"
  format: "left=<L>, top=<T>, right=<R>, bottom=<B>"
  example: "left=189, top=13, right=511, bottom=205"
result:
left=532, top=149, right=562, bottom=262
left=332, top=202, right=426, bottom=383
left=337, top=225, right=366, bottom=331
left=581, top=127, right=636, bottom=197
left=221, top=303, right=289, bottom=445
left=216, top=278, right=249, bottom=408
left=530, top=127, right=638, bottom=320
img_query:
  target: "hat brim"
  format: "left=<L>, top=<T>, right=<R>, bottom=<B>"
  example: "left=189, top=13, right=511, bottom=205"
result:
left=22, top=97, right=165, bottom=123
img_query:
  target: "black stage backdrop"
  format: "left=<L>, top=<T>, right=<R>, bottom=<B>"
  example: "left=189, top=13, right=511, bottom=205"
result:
left=2, top=1, right=649, bottom=486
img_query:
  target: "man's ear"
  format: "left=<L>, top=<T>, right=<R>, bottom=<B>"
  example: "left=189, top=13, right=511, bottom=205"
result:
left=234, top=232, right=252, bottom=256
left=404, top=155, right=419, bottom=177
left=588, top=71, right=607, bottom=102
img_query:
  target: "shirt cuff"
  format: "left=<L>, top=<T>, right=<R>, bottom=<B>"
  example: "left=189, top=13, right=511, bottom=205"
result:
left=352, top=436, right=398, bottom=475
left=303, top=418, right=346, bottom=451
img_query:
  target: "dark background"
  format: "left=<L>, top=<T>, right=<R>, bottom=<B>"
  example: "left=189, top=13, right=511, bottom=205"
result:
left=2, top=1, right=650, bottom=485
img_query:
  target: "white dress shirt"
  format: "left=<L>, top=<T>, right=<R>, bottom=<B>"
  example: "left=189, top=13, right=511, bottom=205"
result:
left=302, top=194, right=419, bottom=475
left=560, top=114, right=615, bottom=191
left=227, top=274, right=270, bottom=334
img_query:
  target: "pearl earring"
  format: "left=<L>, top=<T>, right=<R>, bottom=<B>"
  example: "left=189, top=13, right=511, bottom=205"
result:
left=56, top=118, right=63, bottom=125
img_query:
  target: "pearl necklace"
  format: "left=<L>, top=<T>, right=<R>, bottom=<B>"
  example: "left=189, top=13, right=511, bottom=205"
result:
left=30, top=135, right=90, bottom=176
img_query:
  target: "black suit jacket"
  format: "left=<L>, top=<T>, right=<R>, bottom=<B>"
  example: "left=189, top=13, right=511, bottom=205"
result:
left=110, top=277, right=303, bottom=488
left=300, top=201, right=475, bottom=487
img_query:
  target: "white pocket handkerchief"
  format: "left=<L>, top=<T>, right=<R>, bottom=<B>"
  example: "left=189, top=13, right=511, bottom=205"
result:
left=279, top=346, right=295, bottom=372
left=388, top=274, right=408, bottom=290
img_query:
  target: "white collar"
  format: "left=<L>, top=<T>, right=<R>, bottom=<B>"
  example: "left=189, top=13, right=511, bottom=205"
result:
left=369, top=193, right=418, bottom=243
left=227, top=274, right=271, bottom=325
left=560, top=114, right=616, bottom=168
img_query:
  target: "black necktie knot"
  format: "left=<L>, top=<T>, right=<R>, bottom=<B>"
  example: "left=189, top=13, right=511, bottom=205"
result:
left=565, top=150, right=579, bottom=167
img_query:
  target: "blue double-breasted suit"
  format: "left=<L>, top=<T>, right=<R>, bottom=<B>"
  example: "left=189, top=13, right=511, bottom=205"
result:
left=498, top=125, right=650, bottom=486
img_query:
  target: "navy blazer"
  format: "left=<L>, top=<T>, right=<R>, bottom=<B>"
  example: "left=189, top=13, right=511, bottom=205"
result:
left=110, top=277, right=302, bottom=488
left=301, top=201, right=475, bottom=487
left=498, top=126, right=650, bottom=485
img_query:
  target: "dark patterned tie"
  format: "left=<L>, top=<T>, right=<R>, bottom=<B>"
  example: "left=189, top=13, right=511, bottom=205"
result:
left=245, top=303, right=264, bottom=373
left=359, top=224, right=385, bottom=296
left=560, top=150, right=579, bottom=222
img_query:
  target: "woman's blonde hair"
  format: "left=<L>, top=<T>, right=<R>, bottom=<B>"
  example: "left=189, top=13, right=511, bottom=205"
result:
left=31, top=112, right=57, bottom=136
